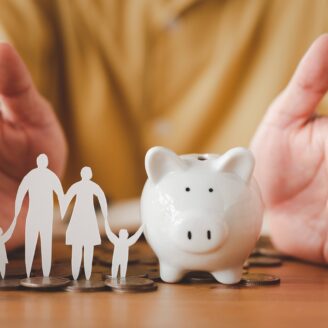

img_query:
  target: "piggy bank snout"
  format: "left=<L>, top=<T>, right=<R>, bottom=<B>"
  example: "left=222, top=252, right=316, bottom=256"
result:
left=171, top=213, right=228, bottom=254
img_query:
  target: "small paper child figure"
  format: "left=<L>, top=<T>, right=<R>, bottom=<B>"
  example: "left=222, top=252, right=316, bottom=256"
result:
left=63, top=166, right=108, bottom=280
left=14, top=154, right=65, bottom=278
left=105, top=222, right=144, bottom=278
left=0, top=217, right=17, bottom=279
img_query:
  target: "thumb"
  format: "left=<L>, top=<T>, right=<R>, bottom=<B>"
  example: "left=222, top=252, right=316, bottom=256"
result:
left=0, top=42, right=53, bottom=125
left=264, top=34, right=328, bottom=128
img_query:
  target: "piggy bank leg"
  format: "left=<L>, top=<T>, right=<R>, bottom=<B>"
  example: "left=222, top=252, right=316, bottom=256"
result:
left=211, top=266, right=243, bottom=284
left=160, top=263, right=185, bottom=283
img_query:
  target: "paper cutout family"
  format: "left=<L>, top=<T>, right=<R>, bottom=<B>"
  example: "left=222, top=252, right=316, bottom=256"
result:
left=0, top=154, right=144, bottom=280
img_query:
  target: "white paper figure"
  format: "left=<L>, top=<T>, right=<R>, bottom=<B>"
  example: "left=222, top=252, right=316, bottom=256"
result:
left=0, top=217, right=17, bottom=278
left=63, top=167, right=107, bottom=280
left=105, top=222, right=144, bottom=278
left=14, top=154, right=64, bottom=278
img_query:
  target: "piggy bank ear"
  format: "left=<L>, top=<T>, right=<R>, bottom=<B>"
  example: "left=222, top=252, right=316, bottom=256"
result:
left=214, top=147, right=255, bottom=183
left=145, top=147, right=187, bottom=184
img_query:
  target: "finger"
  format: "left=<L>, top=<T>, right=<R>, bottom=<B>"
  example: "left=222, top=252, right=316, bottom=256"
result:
left=265, top=34, right=328, bottom=128
left=0, top=42, right=52, bottom=125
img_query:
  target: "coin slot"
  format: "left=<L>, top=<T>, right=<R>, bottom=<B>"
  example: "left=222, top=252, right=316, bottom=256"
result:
left=198, top=156, right=207, bottom=161
left=207, top=230, right=211, bottom=240
left=187, top=231, right=192, bottom=240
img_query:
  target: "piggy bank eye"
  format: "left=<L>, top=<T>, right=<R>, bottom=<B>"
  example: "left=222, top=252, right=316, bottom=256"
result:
left=185, top=187, right=191, bottom=192
left=209, top=188, right=214, bottom=192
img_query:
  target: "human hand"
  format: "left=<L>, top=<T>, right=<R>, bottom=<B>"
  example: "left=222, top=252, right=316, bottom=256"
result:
left=0, top=43, right=67, bottom=249
left=251, top=35, right=328, bottom=263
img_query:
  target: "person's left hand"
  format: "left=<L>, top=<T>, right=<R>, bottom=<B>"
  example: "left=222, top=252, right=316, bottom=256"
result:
left=0, top=43, right=67, bottom=249
left=251, top=34, right=328, bottom=263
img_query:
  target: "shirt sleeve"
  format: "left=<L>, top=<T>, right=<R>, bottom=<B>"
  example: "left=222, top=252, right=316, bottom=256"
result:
left=0, top=0, right=59, bottom=107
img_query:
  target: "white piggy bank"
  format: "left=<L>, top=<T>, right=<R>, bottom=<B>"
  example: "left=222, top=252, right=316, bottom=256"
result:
left=140, top=146, right=264, bottom=284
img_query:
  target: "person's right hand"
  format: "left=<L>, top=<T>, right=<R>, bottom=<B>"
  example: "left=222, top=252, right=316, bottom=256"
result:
left=251, top=35, right=328, bottom=263
left=0, top=43, right=67, bottom=249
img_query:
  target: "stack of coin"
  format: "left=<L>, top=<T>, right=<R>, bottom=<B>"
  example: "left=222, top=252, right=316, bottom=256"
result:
left=240, top=272, right=280, bottom=286
left=247, top=257, right=282, bottom=267
left=105, top=277, right=157, bottom=293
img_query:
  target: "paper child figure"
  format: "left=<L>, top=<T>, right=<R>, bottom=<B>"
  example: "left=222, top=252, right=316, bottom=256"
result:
left=0, top=217, right=17, bottom=278
left=63, top=166, right=107, bottom=280
left=105, top=222, right=144, bottom=278
left=14, top=154, right=64, bottom=277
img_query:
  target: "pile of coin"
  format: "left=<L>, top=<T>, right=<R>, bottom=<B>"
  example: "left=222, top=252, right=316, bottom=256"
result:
left=0, top=236, right=286, bottom=292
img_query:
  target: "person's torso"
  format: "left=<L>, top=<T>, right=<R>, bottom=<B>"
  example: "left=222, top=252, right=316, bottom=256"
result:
left=2, top=0, right=328, bottom=199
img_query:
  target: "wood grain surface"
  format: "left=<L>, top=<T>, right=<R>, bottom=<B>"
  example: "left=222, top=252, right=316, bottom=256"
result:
left=1, top=240, right=328, bottom=328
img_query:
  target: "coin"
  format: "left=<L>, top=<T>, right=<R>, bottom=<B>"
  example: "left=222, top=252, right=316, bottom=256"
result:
left=5, top=270, right=26, bottom=279
left=146, top=266, right=162, bottom=281
left=250, top=248, right=261, bottom=257
left=95, top=247, right=113, bottom=259
left=128, top=265, right=154, bottom=277
left=106, top=276, right=154, bottom=288
left=92, top=264, right=109, bottom=274
left=103, top=273, right=147, bottom=280
left=91, top=272, right=105, bottom=281
left=0, top=279, right=21, bottom=290
left=128, top=250, right=141, bottom=264
left=64, top=279, right=107, bottom=292
left=50, top=264, right=73, bottom=278
left=258, top=248, right=290, bottom=259
left=146, top=271, right=161, bottom=281
left=240, top=273, right=280, bottom=286
left=105, top=277, right=157, bottom=293
left=97, top=255, right=112, bottom=266
left=243, top=260, right=250, bottom=269
left=101, top=241, right=114, bottom=252
left=139, top=257, right=159, bottom=266
left=112, top=285, right=158, bottom=293
left=20, top=277, right=70, bottom=289
left=186, top=271, right=216, bottom=283
left=247, top=257, right=282, bottom=267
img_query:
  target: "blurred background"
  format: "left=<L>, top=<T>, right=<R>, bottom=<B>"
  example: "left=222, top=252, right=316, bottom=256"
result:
left=1, top=0, right=328, bottom=231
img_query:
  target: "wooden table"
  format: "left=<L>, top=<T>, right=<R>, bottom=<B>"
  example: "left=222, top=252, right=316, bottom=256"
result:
left=1, top=240, right=328, bottom=328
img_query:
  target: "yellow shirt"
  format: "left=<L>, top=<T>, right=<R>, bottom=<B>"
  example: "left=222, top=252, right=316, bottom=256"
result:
left=0, top=0, right=328, bottom=199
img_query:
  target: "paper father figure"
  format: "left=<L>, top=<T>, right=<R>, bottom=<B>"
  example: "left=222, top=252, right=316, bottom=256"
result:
left=14, top=154, right=64, bottom=277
